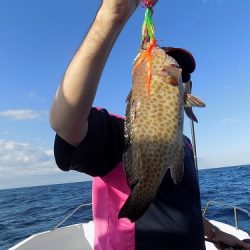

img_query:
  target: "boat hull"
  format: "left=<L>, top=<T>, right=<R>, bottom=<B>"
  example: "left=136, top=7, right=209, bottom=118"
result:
left=10, top=220, right=249, bottom=250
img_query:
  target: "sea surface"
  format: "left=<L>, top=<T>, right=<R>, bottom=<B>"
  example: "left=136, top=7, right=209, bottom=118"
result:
left=0, top=165, right=249, bottom=249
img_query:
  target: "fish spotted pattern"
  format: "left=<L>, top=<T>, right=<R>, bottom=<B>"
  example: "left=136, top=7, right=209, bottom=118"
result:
left=119, top=45, right=187, bottom=222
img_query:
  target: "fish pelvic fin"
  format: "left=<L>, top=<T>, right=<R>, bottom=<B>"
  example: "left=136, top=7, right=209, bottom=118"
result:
left=185, top=94, right=206, bottom=108
left=184, top=107, right=198, bottom=123
left=118, top=181, right=154, bottom=222
left=170, top=145, right=184, bottom=185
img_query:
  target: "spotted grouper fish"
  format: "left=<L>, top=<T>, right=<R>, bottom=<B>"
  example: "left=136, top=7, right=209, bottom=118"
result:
left=118, top=45, right=205, bottom=222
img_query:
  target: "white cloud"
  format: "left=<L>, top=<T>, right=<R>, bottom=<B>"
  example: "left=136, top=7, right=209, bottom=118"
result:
left=197, top=149, right=250, bottom=169
left=221, top=118, right=239, bottom=124
left=221, top=116, right=249, bottom=125
left=202, top=0, right=224, bottom=5
left=0, top=139, right=92, bottom=189
left=28, top=91, right=47, bottom=103
left=0, top=139, right=58, bottom=176
left=0, top=109, right=47, bottom=121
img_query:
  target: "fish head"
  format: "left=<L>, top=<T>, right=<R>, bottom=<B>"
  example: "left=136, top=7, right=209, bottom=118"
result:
left=132, top=46, right=184, bottom=100
left=149, top=48, right=184, bottom=100
left=156, top=53, right=183, bottom=87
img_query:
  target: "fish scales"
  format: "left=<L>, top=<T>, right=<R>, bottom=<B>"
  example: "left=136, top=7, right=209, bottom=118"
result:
left=119, top=46, right=185, bottom=222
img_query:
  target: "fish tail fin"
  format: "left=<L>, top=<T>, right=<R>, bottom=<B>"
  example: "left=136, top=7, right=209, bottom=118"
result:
left=118, top=182, right=153, bottom=222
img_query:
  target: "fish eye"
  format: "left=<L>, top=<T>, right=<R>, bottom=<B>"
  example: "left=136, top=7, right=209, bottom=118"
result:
left=171, top=64, right=180, bottom=68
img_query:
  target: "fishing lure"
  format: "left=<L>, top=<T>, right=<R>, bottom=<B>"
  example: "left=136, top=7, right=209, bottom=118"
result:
left=134, top=0, right=159, bottom=95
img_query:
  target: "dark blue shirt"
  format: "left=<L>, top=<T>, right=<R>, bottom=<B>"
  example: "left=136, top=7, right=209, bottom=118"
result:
left=54, top=107, right=205, bottom=250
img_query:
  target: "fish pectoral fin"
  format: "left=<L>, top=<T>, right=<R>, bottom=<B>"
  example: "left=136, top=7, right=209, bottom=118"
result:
left=170, top=146, right=184, bottom=185
left=185, top=94, right=206, bottom=108
left=184, top=107, right=198, bottom=123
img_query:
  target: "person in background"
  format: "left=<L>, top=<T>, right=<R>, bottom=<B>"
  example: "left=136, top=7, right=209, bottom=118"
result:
left=50, top=0, right=249, bottom=249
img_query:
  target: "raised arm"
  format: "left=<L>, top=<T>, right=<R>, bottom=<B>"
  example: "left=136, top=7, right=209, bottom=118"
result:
left=50, top=1, right=139, bottom=146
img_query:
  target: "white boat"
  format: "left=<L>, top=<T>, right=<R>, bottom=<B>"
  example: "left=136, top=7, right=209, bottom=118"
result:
left=9, top=200, right=250, bottom=250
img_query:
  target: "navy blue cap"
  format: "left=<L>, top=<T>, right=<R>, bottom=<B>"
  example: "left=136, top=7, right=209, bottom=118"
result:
left=161, top=47, right=196, bottom=82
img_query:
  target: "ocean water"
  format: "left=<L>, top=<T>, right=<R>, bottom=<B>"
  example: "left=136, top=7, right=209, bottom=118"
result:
left=0, top=165, right=249, bottom=249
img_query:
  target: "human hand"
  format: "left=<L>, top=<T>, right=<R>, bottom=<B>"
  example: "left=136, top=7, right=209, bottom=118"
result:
left=100, top=0, right=141, bottom=23
left=212, top=229, right=249, bottom=250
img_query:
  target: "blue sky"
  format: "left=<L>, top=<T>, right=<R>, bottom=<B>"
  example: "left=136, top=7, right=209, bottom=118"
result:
left=0, top=0, right=249, bottom=189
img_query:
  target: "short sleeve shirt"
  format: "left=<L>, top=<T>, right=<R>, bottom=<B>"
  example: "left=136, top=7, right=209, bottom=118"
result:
left=54, top=107, right=205, bottom=250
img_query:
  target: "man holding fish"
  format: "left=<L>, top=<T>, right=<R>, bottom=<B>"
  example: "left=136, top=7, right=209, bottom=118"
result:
left=50, top=0, right=249, bottom=249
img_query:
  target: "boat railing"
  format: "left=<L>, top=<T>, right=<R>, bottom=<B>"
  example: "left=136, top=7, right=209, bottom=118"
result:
left=51, top=203, right=92, bottom=231
left=51, top=200, right=249, bottom=231
left=202, top=200, right=250, bottom=229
